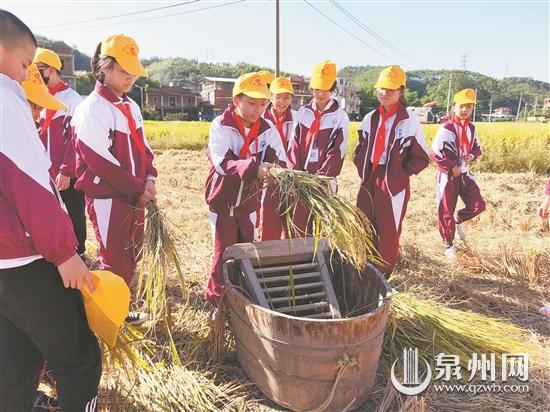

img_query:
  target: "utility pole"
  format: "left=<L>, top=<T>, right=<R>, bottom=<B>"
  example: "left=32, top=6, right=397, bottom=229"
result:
left=275, top=0, right=280, bottom=76
left=445, top=72, right=453, bottom=114
left=515, top=92, right=523, bottom=122
left=524, top=103, right=528, bottom=121
left=534, top=95, right=538, bottom=116
left=488, top=97, right=493, bottom=122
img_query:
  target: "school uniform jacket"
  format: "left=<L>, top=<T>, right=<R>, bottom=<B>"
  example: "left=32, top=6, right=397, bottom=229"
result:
left=288, top=99, right=349, bottom=177
left=354, top=105, right=429, bottom=196
left=205, top=107, right=287, bottom=215
left=430, top=120, right=482, bottom=174
left=71, top=82, right=157, bottom=203
left=38, top=84, right=83, bottom=179
left=0, top=74, right=77, bottom=268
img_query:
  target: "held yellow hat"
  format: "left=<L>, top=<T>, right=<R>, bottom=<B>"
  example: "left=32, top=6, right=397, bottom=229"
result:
left=33, top=48, right=62, bottom=71
left=100, top=34, right=147, bottom=77
left=309, top=60, right=337, bottom=91
left=374, top=65, right=406, bottom=90
left=270, top=76, right=294, bottom=95
left=21, top=64, right=67, bottom=110
left=232, top=72, right=270, bottom=99
left=257, top=70, right=275, bottom=85
left=81, top=270, right=131, bottom=348
left=453, top=88, right=477, bottom=105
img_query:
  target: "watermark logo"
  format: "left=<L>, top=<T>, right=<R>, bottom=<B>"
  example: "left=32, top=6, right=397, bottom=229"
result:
left=391, top=347, right=432, bottom=395
left=391, top=348, right=529, bottom=396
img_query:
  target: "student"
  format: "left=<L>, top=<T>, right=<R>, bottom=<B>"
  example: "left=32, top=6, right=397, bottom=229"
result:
left=33, top=48, right=87, bottom=258
left=0, top=9, right=101, bottom=411
left=287, top=60, right=349, bottom=235
left=71, top=34, right=157, bottom=324
left=354, top=66, right=429, bottom=276
left=205, top=72, right=286, bottom=304
left=538, top=177, right=550, bottom=220
left=431, top=88, right=486, bottom=259
left=260, top=76, right=296, bottom=240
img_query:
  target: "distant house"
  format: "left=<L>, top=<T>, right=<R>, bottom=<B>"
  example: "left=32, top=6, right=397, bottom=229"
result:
left=145, top=84, right=199, bottom=118
left=335, top=77, right=360, bottom=116
left=41, top=43, right=76, bottom=88
left=200, top=77, right=236, bottom=112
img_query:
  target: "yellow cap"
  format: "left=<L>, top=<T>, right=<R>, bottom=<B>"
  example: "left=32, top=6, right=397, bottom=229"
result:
left=257, top=70, right=275, bottom=85
left=21, top=64, right=67, bottom=110
left=453, top=88, right=477, bottom=105
left=309, top=60, right=337, bottom=91
left=232, top=72, right=270, bottom=99
left=81, top=270, right=131, bottom=347
left=100, top=34, right=147, bottom=77
left=270, top=76, right=294, bottom=95
left=374, top=65, right=406, bottom=90
left=33, top=48, right=62, bottom=71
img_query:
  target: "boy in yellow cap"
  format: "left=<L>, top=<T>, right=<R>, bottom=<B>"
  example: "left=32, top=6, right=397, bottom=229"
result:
left=0, top=9, right=101, bottom=411
left=204, top=72, right=287, bottom=304
left=354, top=65, right=429, bottom=276
left=288, top=60, right=350, bottom=235
left=431, top=88, right=485, bottom=259
left=260, top=76, right=296, bottom=240
left=71, top=34, right=157, bottom=324
left=22, top=63, right=67, bottom=121
left=33, top=47, right=88, bottom=260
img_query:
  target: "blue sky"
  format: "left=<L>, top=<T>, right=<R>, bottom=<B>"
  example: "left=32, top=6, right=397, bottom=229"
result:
left=4, top=0, right=549, bottom=82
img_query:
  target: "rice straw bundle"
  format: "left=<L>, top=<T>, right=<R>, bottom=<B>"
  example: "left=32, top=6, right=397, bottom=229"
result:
left=137, top=202, right=188, bottom=365
left=383, top=293, right=544, bottom=370
left=268, top=168, right=380, bottom=270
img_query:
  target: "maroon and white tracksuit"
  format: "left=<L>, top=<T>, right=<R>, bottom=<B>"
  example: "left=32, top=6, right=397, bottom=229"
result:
left=431, top=120, right=485, bottom=246
left=72, top=82, right=157, bottom=284
left=0, top=74, right=100, bottom=411
left=38, top=83, right=87, bottom=254
left=354, top=105, right=429, bottom=276
left=259, top=103, right=296, bottom=240
left=287, top=99, right=350, bottom=235
left=205, top=107, right=286, bottom=303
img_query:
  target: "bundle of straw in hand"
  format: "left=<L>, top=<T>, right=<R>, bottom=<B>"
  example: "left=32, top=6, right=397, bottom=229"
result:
left=268, top=168, right=380, bottom=270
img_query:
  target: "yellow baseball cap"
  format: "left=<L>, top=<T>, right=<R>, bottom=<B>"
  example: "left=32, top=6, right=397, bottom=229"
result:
left=270, top=76, right=294, bottom=95
left=81, top=270, right=131, bottom=347
left=257, top=70, right=275, bottom=85
left=100, top=34, right=147, bottom=77
left=374, top=66, right=406, bottom=90
left=453, top=88, right=477, bottom=105
left=310, top=60, right=337, bottom=91
left=232, top=72, right=270, bottom=99
left=21, top=64, right=67, bottom=110
left=33, top=48, right=62, bottom=71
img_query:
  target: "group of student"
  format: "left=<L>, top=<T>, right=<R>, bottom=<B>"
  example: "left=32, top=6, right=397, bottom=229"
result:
left=204, top=61, right=494, bottom=303
left=1, top=8, right=547, bottom=411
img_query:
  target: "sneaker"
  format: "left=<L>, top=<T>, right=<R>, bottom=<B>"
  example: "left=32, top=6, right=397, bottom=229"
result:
left=125, top=311, right=148, bottom=326
left=455, top=223, right=466, bottom=241
left=444, top=245, right=457, bottom=260
left=33, top=393, right=59, bottom=412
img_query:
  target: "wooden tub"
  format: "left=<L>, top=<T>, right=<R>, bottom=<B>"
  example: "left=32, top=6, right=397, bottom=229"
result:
left=223, top=238, right=392, bottom=411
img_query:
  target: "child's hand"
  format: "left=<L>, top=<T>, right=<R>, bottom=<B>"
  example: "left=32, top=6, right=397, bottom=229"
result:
left=58, top=254, right=95, bottom=291
left=257, top=162, right=273, bottom=180
left=137, top=190, right=156, bottom=208
left=451, top=166, right=462, bottom=177
left=56, top=173, right=71, bottom=191
left=144, top=180, right=157, bottom=199
left=537, top=196, right=550, bottom=218
left=463, top=154, right=474, bottom=164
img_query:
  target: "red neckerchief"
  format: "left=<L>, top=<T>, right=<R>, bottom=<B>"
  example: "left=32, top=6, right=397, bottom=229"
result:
left=39, top=81, right=68, bottom=138
left=271, top=107, right=289, bottom=150
left=371, top=102, right=399, bottom=175
left=304, top=109, right=322, bottom=155
left=96, top=86, right=146, bottom=155
left=453, top=116, right=472, bottom=156
left=232, top=107, right=260, bottom=159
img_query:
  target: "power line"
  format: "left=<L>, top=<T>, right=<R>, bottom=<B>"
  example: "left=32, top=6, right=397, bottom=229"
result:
left=328, top=0, right=424, bottom=67
left=303, top=0, right=397, bottom=64
left=34, top=1, right=199, bottom=29
left=300, top=2, right=353, bottom=54
left=43, top=0, right=245, bottom=34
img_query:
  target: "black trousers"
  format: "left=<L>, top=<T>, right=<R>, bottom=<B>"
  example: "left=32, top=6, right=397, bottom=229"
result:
left=60, top=179, right=87, bottom=255
left=0, top=259, right=101, bottom=411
